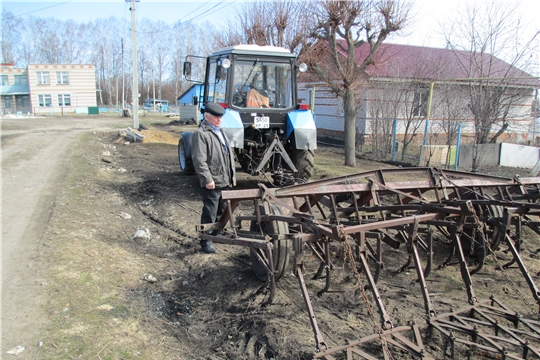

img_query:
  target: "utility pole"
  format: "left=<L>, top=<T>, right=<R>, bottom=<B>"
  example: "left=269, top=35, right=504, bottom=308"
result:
left=152, top=68, right=156, bottom=112
left=130, top=0, right=139, bottom=128
left=121, top=38, right=125, bottom=113
left=115, top=71, right=119, bottom=109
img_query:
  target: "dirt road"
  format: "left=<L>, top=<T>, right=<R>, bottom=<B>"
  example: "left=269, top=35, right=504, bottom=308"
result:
left=1, top=115, right=130, bottom=357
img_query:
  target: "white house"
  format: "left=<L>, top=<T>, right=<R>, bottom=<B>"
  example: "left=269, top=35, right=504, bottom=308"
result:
left=1, top=62, right=97, bottom=116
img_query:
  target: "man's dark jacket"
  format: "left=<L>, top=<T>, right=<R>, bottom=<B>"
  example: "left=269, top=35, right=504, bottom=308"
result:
left=191, top=121, right=236, bottom=188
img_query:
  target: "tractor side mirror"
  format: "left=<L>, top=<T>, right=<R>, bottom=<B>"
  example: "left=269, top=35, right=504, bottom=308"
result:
left=183, top=61, right=192, bottom=77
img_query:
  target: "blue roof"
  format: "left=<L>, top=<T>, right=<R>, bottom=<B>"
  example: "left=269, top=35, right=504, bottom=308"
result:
left=177, top=84, right=203, bottom=104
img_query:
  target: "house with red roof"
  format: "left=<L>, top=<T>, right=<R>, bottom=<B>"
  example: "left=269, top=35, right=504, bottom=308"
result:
left=298, top=43, right=539, bottom=147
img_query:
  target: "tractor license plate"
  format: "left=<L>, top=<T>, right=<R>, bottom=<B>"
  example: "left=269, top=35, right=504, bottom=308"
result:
left=254, top=116, right=270, bottom=129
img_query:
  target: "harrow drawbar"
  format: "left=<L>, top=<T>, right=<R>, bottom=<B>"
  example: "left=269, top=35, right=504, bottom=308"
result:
left=195, top=167, right=540, bottom=359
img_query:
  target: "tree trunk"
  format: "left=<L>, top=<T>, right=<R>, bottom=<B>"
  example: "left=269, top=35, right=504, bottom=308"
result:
left=471, top=144, right=479, bottom=171
left=489, top=122, right=508, bottom=143
left=343, top=89, right=358, bottom=167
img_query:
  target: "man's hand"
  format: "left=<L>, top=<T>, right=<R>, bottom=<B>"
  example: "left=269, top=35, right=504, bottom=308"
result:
left=206, top=181, right=215, bottom=190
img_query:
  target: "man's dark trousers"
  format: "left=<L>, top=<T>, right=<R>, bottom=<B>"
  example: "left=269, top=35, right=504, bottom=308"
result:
left=200, top=186, right=229, bottom=248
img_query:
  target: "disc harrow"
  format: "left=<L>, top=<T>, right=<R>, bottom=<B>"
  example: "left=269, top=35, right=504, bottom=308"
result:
left=195, top=167, right=540, bottom=359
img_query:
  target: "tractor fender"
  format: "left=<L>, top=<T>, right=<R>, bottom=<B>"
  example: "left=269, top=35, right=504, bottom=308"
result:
left=220, top=108, right=244, bottom=149
left=287, top=110, right=317, bottom=151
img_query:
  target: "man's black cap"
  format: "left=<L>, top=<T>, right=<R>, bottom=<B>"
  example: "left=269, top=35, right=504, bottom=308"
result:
left=204, top=102, right=225, bottom=116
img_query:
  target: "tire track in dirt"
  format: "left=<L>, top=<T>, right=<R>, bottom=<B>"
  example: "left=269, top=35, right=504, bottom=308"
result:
left=2, top=129, right=77, bottom=356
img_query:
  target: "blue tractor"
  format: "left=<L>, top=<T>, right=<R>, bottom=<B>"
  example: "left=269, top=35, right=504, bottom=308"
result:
left=178, top=45, right=316, bottom=185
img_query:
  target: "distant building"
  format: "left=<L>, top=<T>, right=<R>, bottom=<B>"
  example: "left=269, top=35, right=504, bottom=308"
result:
left=177, top=84, right=203, bottom=105
left=299, top=43, right=539, bottom=144
left=177, top=84, right=203, bottom=123
left=0, top=63, right=31, bottom=114
left=1, top=63, right=97, bottom=116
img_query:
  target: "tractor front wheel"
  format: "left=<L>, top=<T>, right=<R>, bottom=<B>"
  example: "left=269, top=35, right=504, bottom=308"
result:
left=292, top=149, right=315, bottom=182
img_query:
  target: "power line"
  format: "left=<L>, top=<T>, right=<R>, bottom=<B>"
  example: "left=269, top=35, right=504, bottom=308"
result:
left=13, top=1, right=74, bottom=18
left=136, top=0, right=212, bottom=34
left=137, top=0, right=237, bottom=35
left=181, top=0, right=231, bottom=25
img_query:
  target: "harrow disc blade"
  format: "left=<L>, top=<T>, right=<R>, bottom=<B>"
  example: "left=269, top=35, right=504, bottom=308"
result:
left=249, top=204, right=290, bottom=282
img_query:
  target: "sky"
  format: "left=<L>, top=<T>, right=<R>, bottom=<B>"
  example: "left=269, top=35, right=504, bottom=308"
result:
left=2, top=0, right=241, bottom=27
left=3, top=0, right=540, bottom=74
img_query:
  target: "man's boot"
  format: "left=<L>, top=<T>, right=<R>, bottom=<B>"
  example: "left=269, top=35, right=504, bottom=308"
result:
left=200, top=240, right=217, bottom=254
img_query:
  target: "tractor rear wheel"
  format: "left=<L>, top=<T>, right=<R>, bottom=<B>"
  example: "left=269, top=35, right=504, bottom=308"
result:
left=178, top=133, right=195, bottom=175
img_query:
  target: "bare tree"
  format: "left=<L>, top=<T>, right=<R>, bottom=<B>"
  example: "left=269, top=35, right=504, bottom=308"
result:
left=367, top=83, right=398, bottom=159
left=366, top=80, right=426, bottom=162
left=89, top=18, right=124, bottom=105
left=442, top=2, right=539, bottom=169
left=170, top=23, right=189, bottom=103
left=217, top=0, right=309, bottom=54
left=139, top=20, right=173, bottom=102
left=399, top=82, right=428, bottom=161
left=54, top=19, right=89, bottom=64
left=304, top=0, right=410, bottom=167
left=266, top=0, right=310, bottom=52
left=424, top=121, right=446, bottom=167
left=1, top=11, right=24, bottom=64
left=237, top=1, right=268, bottom=45
left=436, top=83, right=469, bottom=147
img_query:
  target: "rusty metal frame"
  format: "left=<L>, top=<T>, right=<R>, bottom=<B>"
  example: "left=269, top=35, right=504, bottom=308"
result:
left=313, top=324, right=432, bottom=359
left=427, top=297, right=540, bottom=359
left=194, top=167, right=540, bottom=358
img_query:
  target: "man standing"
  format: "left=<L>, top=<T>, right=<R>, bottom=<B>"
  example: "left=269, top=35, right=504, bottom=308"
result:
left=191, top=102, right=236, bottom=254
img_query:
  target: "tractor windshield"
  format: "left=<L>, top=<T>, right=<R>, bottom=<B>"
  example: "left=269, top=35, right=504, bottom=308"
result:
left=231, top=60, right=293, bottom=109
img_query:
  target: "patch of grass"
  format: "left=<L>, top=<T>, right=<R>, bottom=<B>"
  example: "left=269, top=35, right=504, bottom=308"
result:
left=65, top=133, right=121, bottom=192
left=312, top=146, right=395, bottom=180
left=112, top=305, right=130, bottom=317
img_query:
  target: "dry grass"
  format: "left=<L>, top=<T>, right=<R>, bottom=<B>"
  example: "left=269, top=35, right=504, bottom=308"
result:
left=140, top=129, right=180, bottom=145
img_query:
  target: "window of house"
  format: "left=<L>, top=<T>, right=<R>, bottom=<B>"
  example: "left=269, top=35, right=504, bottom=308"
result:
left=56, top=71, right=69, bottom=84
left=4, top=96, right=11, bottom=108
left=38, top=94, right=52, bottom=106
left=37, top=71, right=50, bottom=85
left=16, top=95, right=30, bottom=108
left=14, top=75, right=28, bottom=86
left=1, top=75, right=8, bottom=86
left=412, top=87, right=429, bottom=117
left=58, top=94, right=71, bottom=106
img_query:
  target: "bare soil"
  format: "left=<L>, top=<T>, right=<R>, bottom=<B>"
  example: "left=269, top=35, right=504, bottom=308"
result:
left=2, top=115, right=539, bottom=359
